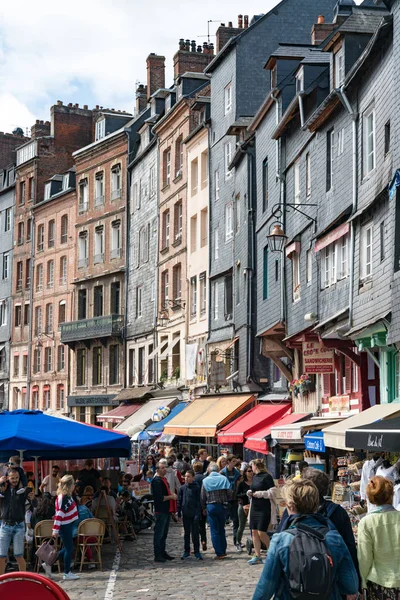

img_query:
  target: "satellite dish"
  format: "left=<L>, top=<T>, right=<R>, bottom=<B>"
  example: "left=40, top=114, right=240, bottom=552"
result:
left=13, top=127, right=24, bottom=136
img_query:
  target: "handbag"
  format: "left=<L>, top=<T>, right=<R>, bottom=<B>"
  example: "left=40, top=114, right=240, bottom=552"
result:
left=35, top=538, right=59, bottom=566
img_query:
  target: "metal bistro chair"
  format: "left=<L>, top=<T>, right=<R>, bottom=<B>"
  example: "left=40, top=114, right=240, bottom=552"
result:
left=34, top=520, right=61, bottom=574
left=77, top=518, right=105, bottom=572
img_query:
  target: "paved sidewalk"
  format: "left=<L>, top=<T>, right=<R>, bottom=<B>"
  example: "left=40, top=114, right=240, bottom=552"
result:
left=53, top=521, right=264, bottom=600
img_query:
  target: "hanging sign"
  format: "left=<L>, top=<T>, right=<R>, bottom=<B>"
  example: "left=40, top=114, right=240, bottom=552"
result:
left=302, top=342, right=335, bottom=374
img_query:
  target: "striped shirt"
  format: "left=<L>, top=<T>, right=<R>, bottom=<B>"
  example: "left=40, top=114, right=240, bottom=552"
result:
left=52, top=493, right=78, bottom=535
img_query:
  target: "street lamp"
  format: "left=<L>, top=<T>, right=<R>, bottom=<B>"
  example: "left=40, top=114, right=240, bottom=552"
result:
left=267, top=223, right=288, bottom=253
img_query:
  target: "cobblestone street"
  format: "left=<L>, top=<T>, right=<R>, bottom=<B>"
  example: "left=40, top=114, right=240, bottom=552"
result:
left=55, top=521, right=264, bottom=600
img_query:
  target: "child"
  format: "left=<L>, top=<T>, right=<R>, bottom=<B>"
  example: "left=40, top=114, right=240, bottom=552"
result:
left=177, top=470, right=202, bottom=560
left=145, top=470, right=154, bottom=483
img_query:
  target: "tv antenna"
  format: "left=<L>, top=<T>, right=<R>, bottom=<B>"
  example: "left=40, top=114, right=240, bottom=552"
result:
left=198, top=20, right=222, bottom=43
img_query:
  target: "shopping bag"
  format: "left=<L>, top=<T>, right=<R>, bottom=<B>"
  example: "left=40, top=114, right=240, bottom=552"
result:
left=35, top=538, right=59, bottom=565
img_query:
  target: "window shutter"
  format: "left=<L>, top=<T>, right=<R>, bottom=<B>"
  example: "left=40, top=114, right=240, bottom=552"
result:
left=345, top=356, right=352, bottom=394
left=322, top=373, right=331, bottom=398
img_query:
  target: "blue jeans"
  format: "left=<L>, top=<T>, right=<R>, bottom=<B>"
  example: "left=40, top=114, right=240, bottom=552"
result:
left=207, top=503, right=227, bottom=557
left=58, top=522, right=74, bottom=573
left=153, top=513, right=170, bottom=559
left=0, top=522, right=25, bottom=558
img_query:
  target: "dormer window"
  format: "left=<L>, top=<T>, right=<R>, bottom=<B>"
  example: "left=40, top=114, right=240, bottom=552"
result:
left=271, top=66, right=277, bottom=89
left=296, top=68, right=304, bottom=93
left=95, top=118, right=106, bottom=141
left=62, top=174, right=69, bottom=191
left=44, top=183, right=51, bottom=200
left=334, top=48, right=344, bottom=88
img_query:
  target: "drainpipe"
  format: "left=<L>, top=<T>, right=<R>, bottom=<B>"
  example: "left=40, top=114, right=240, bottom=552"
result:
left=298, top=94, right=305, bottom=128
left=246, top=146, right=255, bottom=383
left=124, top=128, right=131, bottom=391
left=26, top=213, right=35, bottom=410
left=154, top=137, right=160, bottom=384
left=336, top=87, right=358, bottom=326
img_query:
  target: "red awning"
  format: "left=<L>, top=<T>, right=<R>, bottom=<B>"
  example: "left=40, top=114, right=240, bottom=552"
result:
left=217, top=403, right=291, bottom=444
left=97, top=403, right=142, bottom=423
left=244, top=412, right=308, bottom=453
left=314, top=223, right=349, bottom=253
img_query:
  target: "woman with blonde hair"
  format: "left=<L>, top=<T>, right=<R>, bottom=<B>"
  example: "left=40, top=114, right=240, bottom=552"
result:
left=44, top=474, right=79, bottom=581
left=247, top=459, right=274, bottom=565
left=358, top=476, right=400, bottom=600
left=216, top=456, right=227, bottom=471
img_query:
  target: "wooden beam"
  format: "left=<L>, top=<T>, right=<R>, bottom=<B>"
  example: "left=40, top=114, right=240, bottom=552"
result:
left=273, top=339, right=294, bottom=362
left=266, top=354, right=293, bottom=383
left=335, top=347, right=361, bottom=367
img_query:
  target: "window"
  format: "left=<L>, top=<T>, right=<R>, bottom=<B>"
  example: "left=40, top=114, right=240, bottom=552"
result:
left=292, top=253, right=301, bottom=302
left=34, top=306, right=42, bottom=335
left=296, top=67, right=304, bottom=93
left=56, top=345, right=65, bottom=371
left=78, top=231, right=88, bottom=268
left=13, top=354, right=19, bottom=377
left=224, top=143, right=232, bottom=179
left=321, top=234, right=349, bottom=288
left=380, top=221, right=385, bottom=262
left=76, top=349, right=86, bottom=386
left=44, top=347, right=53, bottom=372
left=25, top=260, right=31, bottom=288
left=224, top=274, right=233, bottom=319
left=59, top=256, right=67, bottom=285
left=235, top=194, right=240, bottom=233
left=200, top=272, right=207, bottom=315
left=131, top=181, right=138, bottom=210
left=60, top=215, right=68, bottom=244
left=26, top=218, right=32, bottom=241
left=150, top=165, right=156, bottom=196
left=224, top=82, right=232, bottom=114
left=360, top=223, right=373, bottom=279
left=95, top=172, right=104, bottom=206
left=43, top=388, right=51, bottom=410
left=19, top=181, right=25, bottom=205
left=175, top=136, right=183, bottom=177
left=15, top=305, right=22, bottom=327
left=35, top=263, right=43, bottom=291
left=163, top=149, right=171, bottom=187
left=48, top=220, right=55, bottom=248
left=363, top=106, right=375, bottom=176
left=2, top=254, right=9, bottom=280
left=111, top=220, right=121, bottom=259
left=58, top=301, right=66, bottom=325
left=47, top=260, right=54, bottom=288
left=173, top=263, right=182, bottom=303
left=62, top=174, right=69, bottom=191
left=306, top=249, right=312, bottom=284
left=32, top=389, right=39, bottom=409
left=334, top=48, right=344, bottom=87
left=111, top=164, right=121, bottom=200
left=16, top=261, right=23, bottom=291
left=33, top=349, right=41, bottom=374
left=214, top=228, right=219, bottom=260
left=262, top=158, right=268, bottom=212
left=214, top=170, right=220, bottom=201
left=136, top=285, right=143, bottom=318
left=5, top=208, right=11, bottom=232
left=37, top=224, right=44, bottom=252
left=225, top=203, right=233, bottom=241
left=340, top=235, right=348, bottom=279
left=78, top=179, right=88, bottom=213
left=110, top=282, right=120, bottom=315
left=201, top=150, right=208, bottom=189
left=128, top=348, right=135, bottom=386
left=294, top=159, right=300, bottom=204
left=213, top=281, right=219, bottom=320
left=326, top=129, right=334, bottom=191
left=174, top=201, right=183, bottom=241
left=24, top=302, right=29, bottom=326
left=138, top=347, right=145, bottom=385
left=190, top=276, right=197, bottom=318
left=306, top=152, right=311, bottom=197
left=109, top=344, right=120, bottom=384
left=200, top=208, right=208, bottom=247
left=263, top=246, right=269, bottom=300
left=148, top=346, right=154, bottom=383
left=190, top=215, right=197, bottom=253
left=385, top=120, right=391, bottom=155
left=337, top=128, right=345, bottom=156
left=95, top=118, right=105, bottom=141
left=93, top=285, right=103, bottom=317
left=0, top=346, right=5, bottom=371
left=161, top=270, right=169, bottom=309
left=94, top=226, right=104, bottom=264
left=191, top=158, right=198, bottom=196
left=22, top=353, right=28, bottom=376
left=92, top=346, right=103, bottom=385
left=162, top=210, right=170, bottom=249
left=44, top=182, right=51, bottom=200
left=17, top=222, right=24, bottom=245
left=78, top=289, right=87, bottom=319
left=236, top=263, right=241, bottom=305
left=29, top=177, right=34, bottom=201
left=0, top=300, right=7, bottom=326
left=45, top=303, right=53, bottom=333
left=56, top=385, right=65, bottom=411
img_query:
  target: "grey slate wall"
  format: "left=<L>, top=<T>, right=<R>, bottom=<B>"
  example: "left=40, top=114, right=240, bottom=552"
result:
left=0, top=181, right=14, bottom=409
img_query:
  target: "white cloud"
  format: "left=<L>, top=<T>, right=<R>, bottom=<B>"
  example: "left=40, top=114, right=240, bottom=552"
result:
left=0, top=93, right=36, bottom=134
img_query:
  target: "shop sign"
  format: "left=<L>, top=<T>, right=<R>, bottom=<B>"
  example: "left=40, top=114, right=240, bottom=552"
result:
left=132, top=481, right=151, bottom=498
left=328, top=395, right=350, bottom=413
left=302, top=342, right=335, bottom=374
left=304, top=434, right=325, bottom=453
left=67, top=394, right=117, bottom=407
left=272, top=429, right=302, bottom=442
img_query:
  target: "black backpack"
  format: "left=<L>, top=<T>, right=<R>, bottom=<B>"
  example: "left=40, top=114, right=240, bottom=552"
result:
left=283, top=515, right=334, bottom=600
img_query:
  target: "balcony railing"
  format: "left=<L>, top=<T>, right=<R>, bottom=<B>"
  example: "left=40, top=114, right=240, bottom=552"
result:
left=61, top=314, right=124, bottom=343
left=111, top=188, right=121, bottom=201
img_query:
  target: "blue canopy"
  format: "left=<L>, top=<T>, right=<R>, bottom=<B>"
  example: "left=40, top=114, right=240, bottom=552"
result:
left=0, top=410, right=131, bottom=460
left=304, top=430, right=325, bottom=453
left=146, top=402, right=189, bottom=433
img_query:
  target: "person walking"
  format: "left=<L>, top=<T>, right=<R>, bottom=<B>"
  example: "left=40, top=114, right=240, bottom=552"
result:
left=39, top=465, right=61, bottom=496
left=200, top=463, right=232, bottom=559
left=0, top=468, right=34, bottom=574
left=220, top=455, right=241, bottom=550
left=48, top=474, right=79, bottom=581
left=252, top=478, right=358, bottom=600
left=247, top=459, right=274, bottom=565
left=193, top=461, right=207, bottom=551
left=160, top=458, right=181, bottom=521
left=236, top=465, right=253, bottom=551
left=151, top=462, right=177, bottom=563
left=177, top=470, right=202, bottom=560
left=358, top=476, right=400, bottom=600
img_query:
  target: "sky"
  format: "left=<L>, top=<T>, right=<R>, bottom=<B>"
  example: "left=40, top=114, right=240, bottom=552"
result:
left=0, top=0, right=363, bottom=134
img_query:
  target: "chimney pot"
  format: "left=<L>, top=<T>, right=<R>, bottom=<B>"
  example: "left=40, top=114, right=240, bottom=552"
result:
left=197, top=45, right=202, bottom=53
left=68, top=103, right=72, bottom=107
left=221, top=22, right=226, bottom=27
left=57, top=100, right=63, bottom=106
left=244, top=15, right=249, bottom=28
left=209, top=43, right=214, bottom=55
left=84, top=104, right=88, bottom=109
left=238, top=14, right=243, bottom=28
left=318, top=15, right=325, bottom=24
left=36, top=120, right=40, bottom=124
left=179, top=38, right=185, bottom=50
left=185, top=39, right=190, bottom=51
left=191, top=40, right=196, bottom=52
left=96, top=105, right=99, bottom=109
left=228, top=21, right=232, bottom=27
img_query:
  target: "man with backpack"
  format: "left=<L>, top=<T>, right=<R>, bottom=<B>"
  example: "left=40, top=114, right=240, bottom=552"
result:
left=252, top=479, right=358, bottom=600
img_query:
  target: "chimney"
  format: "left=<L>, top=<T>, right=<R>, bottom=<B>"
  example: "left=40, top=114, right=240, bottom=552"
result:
left=216, top=20, right=243, bottom=53
left=146, top=53, right=166, bottom=100
left=173, top=39, right=214, bottom=80
left=311, top=15, right=335, bottom=45
left=136, top=84, right=148, bottom=114
left=30, top=119, right=51, bottom=139
left=238, top=14, right=243, bottom=28
left=244, top=15, right=249, bottom=29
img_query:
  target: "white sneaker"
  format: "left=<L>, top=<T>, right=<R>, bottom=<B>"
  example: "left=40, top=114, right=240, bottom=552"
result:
left=88, top=563, right=96, bottom=570
left=63, top=572, right=80, bottom=580
left=42, top=562, right=52, bottom=578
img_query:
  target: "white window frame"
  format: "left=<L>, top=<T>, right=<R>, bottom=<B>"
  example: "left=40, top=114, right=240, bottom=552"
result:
left=292, top=253, right=301, bottom=302
left=224, top=143, right=232, bottom=180
left=225, top=203, right=233, bottom=241
left=166, top=150, right=171, bottom=186
left=363, top=105, right=375, bottom=176
left=213, top=281, right=219, bottom=320
left=296, top=67, right=304, bottom=93
left=334, top=48, right=344, bottom=88
left=306, top=249, right=312, bottom=285
left=78, top=179, right=88, bottom=213
left=95, top=172, right=104, bottom=206
left=294, top=159, right=300, bottom=205
left=5, top=208, right=11, bottom=232
left=95, top=118, right=106, bottom=141
left=190, top=276, right=197, bottom=318
left=214, top=170, right=220, bottom=201
left=94, top=227, right=104, bottom=263
left=224, top=82, right=232, bottom=114
left=337, top=128, right=345, bottom=156
left=215, top=228, right=219, bottom=260
left=306, top=152, right=311, bottom=197
left=321, top=234, right=349, bottom=288
left=360, top=223, right=373, bottom=280
left=0, top=299, right=7, bottom=326
left=136, top=286, right=143, bottom=318
left=111, top=165, right=121, bottom=199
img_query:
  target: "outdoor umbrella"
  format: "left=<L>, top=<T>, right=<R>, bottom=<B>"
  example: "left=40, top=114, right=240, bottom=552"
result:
left=345, top=415, right=400, bottom=452
left=131, top=430, right=151, bottom=442
left=0, top=409, right=131, bottom=460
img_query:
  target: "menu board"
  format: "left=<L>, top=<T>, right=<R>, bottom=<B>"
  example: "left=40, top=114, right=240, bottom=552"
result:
left=332, top=482, right=346, bottom=503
